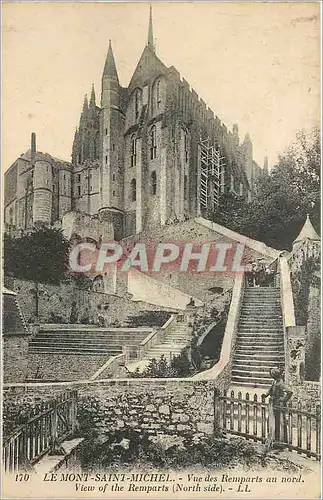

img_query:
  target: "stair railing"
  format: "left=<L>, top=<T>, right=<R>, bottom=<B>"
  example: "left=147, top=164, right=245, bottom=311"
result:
left=192, top=271, right=245, bottom=386
left=278, top=255, right=296, bottom=384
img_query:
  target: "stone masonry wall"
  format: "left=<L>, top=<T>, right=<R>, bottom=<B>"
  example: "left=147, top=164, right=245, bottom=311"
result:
left=291, top=381, right=321, bottom=408
left=26, top=353, right=110, bottom=382
left=4, top=277, right=173, bottom=327
left=4, top=379, right=216, bottom=438
left=3, top=336, right=30, bottom=383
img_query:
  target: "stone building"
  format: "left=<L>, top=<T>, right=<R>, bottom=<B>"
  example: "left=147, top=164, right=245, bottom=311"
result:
left=4, top=7, right=265, bottom=240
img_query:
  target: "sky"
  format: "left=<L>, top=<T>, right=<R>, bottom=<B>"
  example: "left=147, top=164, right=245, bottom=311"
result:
left=2, top=2, right=321, bottom=171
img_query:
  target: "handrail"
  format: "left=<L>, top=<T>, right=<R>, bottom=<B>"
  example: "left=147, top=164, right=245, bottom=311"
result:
left=192, top=272, right=244, bottom=382
left=279, top=256, right=296, bottom=384
left=279, top=256, right=296, bottom=328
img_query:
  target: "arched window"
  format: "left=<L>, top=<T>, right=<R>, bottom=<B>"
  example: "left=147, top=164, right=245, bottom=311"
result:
left=134, top=91, right=140, bottom=120
left=130, top=178, right=136, bottom=202
left=150, top=126, right=157, bottom=160
left=133, top=89, right=142, bottom=122
left=156, top=80, right=161, bottom=109
left=131, top=135, right=137, bottom=167
left=151, top=171, right=157, bottom=195
left=9, top=207, right=13, bottom=225
left=184, top=174, right=188, bottom=200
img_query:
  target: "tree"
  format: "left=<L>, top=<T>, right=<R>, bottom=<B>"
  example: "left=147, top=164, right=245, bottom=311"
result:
left=215, top=127, right=320, bottom=250
left=4, top=226, right=70, bottom=284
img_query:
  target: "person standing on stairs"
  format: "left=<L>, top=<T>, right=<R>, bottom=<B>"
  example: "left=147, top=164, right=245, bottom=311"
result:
left=264, top=367, right=293, bottom=448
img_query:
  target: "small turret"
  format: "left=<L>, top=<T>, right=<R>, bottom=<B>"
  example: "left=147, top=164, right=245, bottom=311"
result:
left=80, top=94, right=89, bottom=126
left=147, top=5, right=155, bottom=53
left=89, top=84, right=96, bottom=108
left=292, top=214, right=320, bottom=251
left=72, top=127, right=79, bottom=164
left=101, top=40, right=120, bottom=109
left=31, top=132, right=36, bottom=163
left=102, top=40, right=119, bottom=81
left=232, top=124, right=239, bottom=148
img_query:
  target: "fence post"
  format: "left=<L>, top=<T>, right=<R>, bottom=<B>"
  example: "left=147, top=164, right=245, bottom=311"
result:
left=50, top=400, right=58, bottom=451
left=213, top=387, right=221, bottom=436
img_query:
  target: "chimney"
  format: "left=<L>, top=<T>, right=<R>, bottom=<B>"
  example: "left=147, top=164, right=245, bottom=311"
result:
left=31, top=132, right=36, bottom=162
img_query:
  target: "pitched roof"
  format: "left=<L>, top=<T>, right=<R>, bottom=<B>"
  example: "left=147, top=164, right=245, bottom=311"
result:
left=103, top=40, right=119, bottom=81
left=293, top=215, right=320, bottom=244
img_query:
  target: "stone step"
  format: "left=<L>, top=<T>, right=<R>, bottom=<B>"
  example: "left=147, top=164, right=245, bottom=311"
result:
left=232, top=363, right=279, bottom=373
left=232, top=368, right=274, bottom=378
left=243, top=298, right=280, bottom=303
left=239, top=325, right=283, bottom=330
left=231, top=374, right=272, bottom=386
left=28, top=346, right=121, bottom=355
left=146, top=346, right=186, bottom=354
left=236, top=331, right=283, bottom=337
left=240, top=308, right=282, bottom=313
left=235, top=347, right=283, bottom=355
left=32, top=336, right=144, bottom=345
left=239, top=318, right=283, bottom=323
left=236, top=337, right=284, bottom=348
left=231, top=380, right=271, bottom=389
left=234, top=353, right=285, bottom=362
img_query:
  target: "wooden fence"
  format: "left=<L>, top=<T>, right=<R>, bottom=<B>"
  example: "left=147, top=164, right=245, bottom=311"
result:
left=218, top=390, right=321, bottom=461
left=3, top=390, right=78, bottom=473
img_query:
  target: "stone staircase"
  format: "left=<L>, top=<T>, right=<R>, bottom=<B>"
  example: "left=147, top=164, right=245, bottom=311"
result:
left=28, top=325, right=152, bottom=356
left=127, top=321, right=192, bottom=372
left=231, top=287, right=285, bottom=389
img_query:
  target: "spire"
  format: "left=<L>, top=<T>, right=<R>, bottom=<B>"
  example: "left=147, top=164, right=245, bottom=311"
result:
left=243, top=132, right=252, bottom=144
left=79, top=94, right=88, bottom=126
left=103, top=40, right=119, bottom=81
left=293, top=214, right=320, bottom=245
left=89, top=84, right=96, bottom=108
left=82, top=94, right=88, bottom=113
left=147, top=5, right=155, bottom=52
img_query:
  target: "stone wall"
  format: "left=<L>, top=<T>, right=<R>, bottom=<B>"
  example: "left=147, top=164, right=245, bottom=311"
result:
left=4, top=277, right=174, bottom=327
left=288, top=239, right=320, bottom=381
left=306, top=283, right=321, bottom=381
left=26, top=353, right=110, bottom=382
left=291, top=381, right=321, bottom=408
left=3, top=336, right=30, bottom=383
left=4, top=379, right=216, bottom=438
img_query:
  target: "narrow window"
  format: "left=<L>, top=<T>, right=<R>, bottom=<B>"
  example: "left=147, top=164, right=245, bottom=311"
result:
left=184, top=131, right=189, bottom=163
left=112, top=143, right=115, bottom=152
left=150, top=126, right=157, bottom=160
left=77, top=174, right=81, bottom=182
left=105, top=128, right=108, bottom=135
left=156, top=80, right=161, bottom=109
left=131, top=135, right=137, bottom=167
left=130, top=178, right=136, bottom=202
left=105, top=155, right=108, bottom=164
left=184, top=174, right=188, bottom=200
left=77, top=185, right=81, bottom=196
left=112, top=190, right=116, bottom=196
left=112, top=174, right=116, bottom=181
left=134, top=90, right=140, bottom=120
left=151, top=171, right=157, bottom=195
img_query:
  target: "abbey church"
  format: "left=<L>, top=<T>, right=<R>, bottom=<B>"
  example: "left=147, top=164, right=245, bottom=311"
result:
left=4, top=8, right=266, bottom=240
